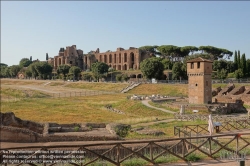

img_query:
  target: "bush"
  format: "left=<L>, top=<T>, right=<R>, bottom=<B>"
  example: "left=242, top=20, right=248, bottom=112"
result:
left=74, top=126, right=80, bottom=132
left=114, top=124, right=131, bottom=138
left=186, top=153, right=201, bottom=162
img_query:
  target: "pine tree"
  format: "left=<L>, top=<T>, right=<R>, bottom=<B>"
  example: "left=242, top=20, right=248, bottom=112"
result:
left=241, top=53, right=247, bottom=77
left=234, top=50, right=238, bottom=70
left=237, top=50, right=241, bottom=69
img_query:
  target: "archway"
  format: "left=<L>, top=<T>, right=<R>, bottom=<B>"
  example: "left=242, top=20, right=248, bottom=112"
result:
left=109, top=54, right=112, bottom=63
left=137, top=74, right=142, bottom=78
left=130, top=74, right=136, bottom=78
left=104, top=55, right=107, bottom=63
left=99, top=55, right=102, bottom=62
left=114, top=54, right=116, bottom=63
left=119, top=54, right=121, bottom=63
left=118, top=65, right=121, bottom=70
left=124, top=53, right=127, bottom=62
left=124, top=64, right=127, bottom=70
left=130, top=52, right=135, bottom=69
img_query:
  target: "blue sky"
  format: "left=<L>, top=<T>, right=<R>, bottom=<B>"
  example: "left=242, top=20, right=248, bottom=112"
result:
left=2, top=1, right=250, bottom=66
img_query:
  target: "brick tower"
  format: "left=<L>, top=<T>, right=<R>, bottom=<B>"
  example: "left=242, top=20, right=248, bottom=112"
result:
left=187, top=57, right=213, bottom=104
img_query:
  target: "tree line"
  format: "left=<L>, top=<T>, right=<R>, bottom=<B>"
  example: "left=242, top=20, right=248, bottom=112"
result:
left=0, top=45, right=249, bottom=82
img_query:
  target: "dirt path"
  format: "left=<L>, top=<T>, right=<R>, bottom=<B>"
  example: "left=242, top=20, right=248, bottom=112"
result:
left=141, top=100, right=176, bottom=114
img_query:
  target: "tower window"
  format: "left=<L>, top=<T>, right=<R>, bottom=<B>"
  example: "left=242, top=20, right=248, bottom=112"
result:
left=206, top=81, right=208, bottom=86
left=197, top=62, right=200, bottom=68
left=195, top=84, right=198, bottom=86
left=191, top=63, right=194, bottom=69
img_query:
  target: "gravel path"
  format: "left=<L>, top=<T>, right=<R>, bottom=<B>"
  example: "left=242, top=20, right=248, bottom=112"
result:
left=141, top=100, right=176, bottom=114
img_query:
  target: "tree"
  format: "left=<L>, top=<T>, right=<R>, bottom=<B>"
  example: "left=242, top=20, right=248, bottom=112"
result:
left=160, top=58, right=173, bottom=70
left=172, top=62, right=185, bottom=80
left=9, top=65, right=21, bottom=78
left=91, top=62, right=109, bottom=82
left=217, top=69, right=227, bottom=80
left=241, top=53, right=247, bottom=77
left=198, top=46, right=233, bottom=60
left=34, top=62, right=53, bottom=79
left=19, top=58, right=32, bottom=68
left=157, top=45, right=181, bottom=60
left=234, top=50, right=238, bottom=70
left=213, top=60, right=228, bottom=71
left=25, top=68, right=32, bottom=78
left=234, top=69, right=243, bottom=80
left=69, top=66, right=82, bottom=81
left=180, top=46, right=198, bottom=56
left=0, top=63, right=8, bottom=67
left=140, top=57, right=164, bottom=79
left=246, top=59, right=250, bottom=77
left=57, top=64, right=71, bottom=80
left=82, top=72, right=92, bottom=81
left=27, top=62, right=39, bottom=79
left=46, top=53, right=49, bottom=61
left=116, top=74, right=123, bottom=82
left=139, top=45, right=160, bottom=57
left=226, top=61, right=235, bottom=73
left=237, top=50, right=241, bottom=69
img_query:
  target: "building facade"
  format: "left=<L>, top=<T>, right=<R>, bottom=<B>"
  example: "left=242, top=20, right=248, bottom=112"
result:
left=48, top=45, right=150, bottom=71
left=187, top=57, right=213, bottom=104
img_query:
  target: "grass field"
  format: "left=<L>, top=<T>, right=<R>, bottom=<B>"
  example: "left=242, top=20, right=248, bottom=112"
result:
left=1, top=79, right=249, bottom=128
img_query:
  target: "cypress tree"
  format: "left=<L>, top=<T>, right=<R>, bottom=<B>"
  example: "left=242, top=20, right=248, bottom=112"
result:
left=234, top=50, right=238, bottom=70
left=46, top=53, right=49, bottom=61
left=241, top=53, right=247, bottom=77
left=237, top=50, right=241, bottom=69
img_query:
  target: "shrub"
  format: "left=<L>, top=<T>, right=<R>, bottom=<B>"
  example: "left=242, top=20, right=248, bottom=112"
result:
left=114, top=124, right=131, bottom=138
left=186, top=153, right=201, bottom=162
left=74, top=126, right=80, bottom=132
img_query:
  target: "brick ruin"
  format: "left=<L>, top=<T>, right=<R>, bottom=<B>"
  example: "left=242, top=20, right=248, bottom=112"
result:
left=212, top=83, right=250, bottom=106
left=46, top=45, right=151, bottom=71
left=0, top=112, right=120, bottom=143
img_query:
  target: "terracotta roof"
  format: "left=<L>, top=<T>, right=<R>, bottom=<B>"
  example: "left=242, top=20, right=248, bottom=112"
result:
left=186, top=57, right=213, bottom=63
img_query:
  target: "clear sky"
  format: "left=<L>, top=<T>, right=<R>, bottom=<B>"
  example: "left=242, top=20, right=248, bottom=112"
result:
left=1, top=1, right=250, bottom=66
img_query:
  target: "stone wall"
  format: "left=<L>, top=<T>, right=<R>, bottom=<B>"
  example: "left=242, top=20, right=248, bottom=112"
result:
left=0, top=112, right=120, bottom=143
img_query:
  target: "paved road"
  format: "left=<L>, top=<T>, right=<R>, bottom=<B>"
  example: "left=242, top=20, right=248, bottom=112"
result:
left=141, top=100, right=176, bottom=114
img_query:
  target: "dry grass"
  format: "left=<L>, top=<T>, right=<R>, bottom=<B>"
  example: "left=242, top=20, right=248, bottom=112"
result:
left=128, top=84, right=188, bottom=96
left=1, top=93, right=170, bottom=124
left=65, top=82, right=129, bottom=92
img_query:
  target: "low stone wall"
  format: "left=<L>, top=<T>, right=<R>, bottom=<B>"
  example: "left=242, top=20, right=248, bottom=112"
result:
left=0, top=112, right=120, bottom=143
left=0, top=126, right=42, bottom=142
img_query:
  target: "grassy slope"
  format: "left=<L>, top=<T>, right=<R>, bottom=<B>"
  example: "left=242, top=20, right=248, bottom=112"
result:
left=1, top=93, right=170, bottom=124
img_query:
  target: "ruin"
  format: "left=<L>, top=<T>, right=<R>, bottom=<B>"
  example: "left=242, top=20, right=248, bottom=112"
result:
left=47, top=45, right=151, bottom=71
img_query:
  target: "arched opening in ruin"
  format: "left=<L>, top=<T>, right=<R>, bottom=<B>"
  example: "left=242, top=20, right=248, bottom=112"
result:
left=59, top=58, right=61, bottom=65
left=130, top=52, right=135, bottom=62
left=104, top=55, right=107, bottom=63
left=162, top=74, right=167, bottom=80
left=99, top=55, right=102, bottom=62
left=130, top=52, right=135, bottom=69
left=119, top=54, right=121, bottom=63
left=109, top=54, right=112, bottom=63
left=124, top=53, right=127, bottom=62
left=118, top=65, right=121, bottom=70
left=113, top=65, right=116, bottom=70
left=124, top=64, right=127, bottom=70
left=114, top=54, right=116, bottom=63
left=137, top=74, right=142, bottom=78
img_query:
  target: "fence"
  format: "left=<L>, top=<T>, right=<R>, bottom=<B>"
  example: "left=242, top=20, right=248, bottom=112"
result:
left=174, top=119, right=250, bottom=138
left=174, top=114, right=249, bottom=122
left=1, top=90, right=116, bottom=102
left=1, top=133, right=250, bottom=166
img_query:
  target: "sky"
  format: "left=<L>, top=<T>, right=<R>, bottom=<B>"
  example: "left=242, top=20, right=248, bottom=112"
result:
left=1, top=1, right=250, bottom=66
